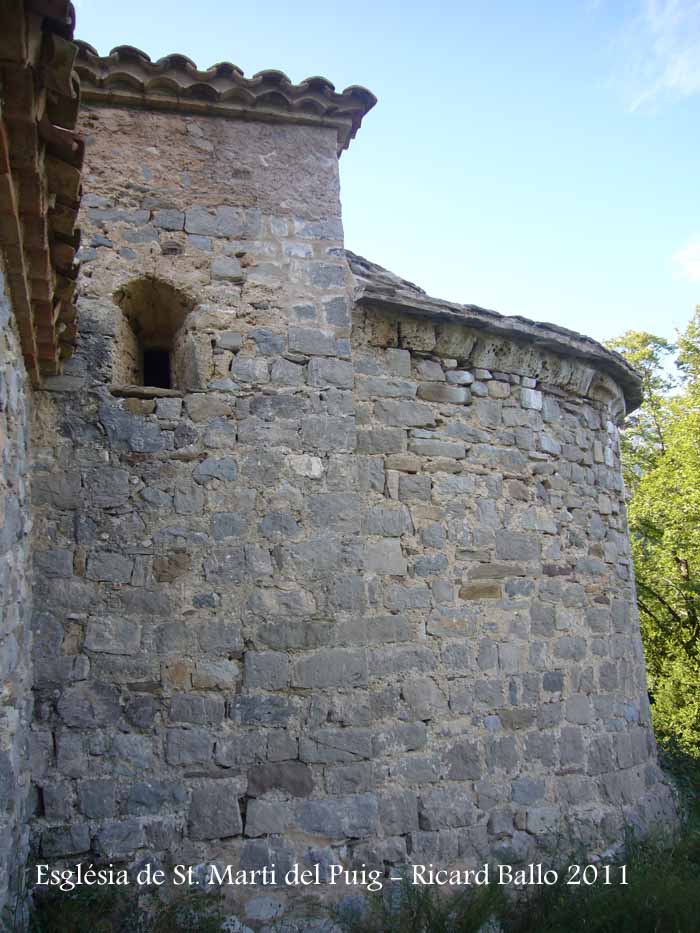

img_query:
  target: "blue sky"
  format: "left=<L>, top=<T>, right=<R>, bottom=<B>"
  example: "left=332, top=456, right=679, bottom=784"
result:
left=74, top=0, right=700, bottom=345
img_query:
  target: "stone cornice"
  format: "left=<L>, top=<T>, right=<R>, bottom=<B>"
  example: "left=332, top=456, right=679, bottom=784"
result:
left=348, top=251, right=643, bottom=414
left=74, top=43, right=377, bottom=155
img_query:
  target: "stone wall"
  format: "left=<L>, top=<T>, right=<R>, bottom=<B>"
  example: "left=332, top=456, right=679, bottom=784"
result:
left=27, top=102, right=675, bottom=924
left=0, top=254, right=33, bottom=920
left=348, top=306, right=674, bottom=852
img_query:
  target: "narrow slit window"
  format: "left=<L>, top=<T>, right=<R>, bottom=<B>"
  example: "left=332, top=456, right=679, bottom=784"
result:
left=143, top=347, right=171, bottom=389
left=114, top=278, right=194, bottom=390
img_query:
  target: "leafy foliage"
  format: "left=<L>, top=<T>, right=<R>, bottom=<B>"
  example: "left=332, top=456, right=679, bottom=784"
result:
left=606, top=309, right=700, bottom=753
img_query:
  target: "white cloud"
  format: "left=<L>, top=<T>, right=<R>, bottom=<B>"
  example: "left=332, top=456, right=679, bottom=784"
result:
left=605, top=1, right=700, bottom=109
left=673, top=237, right=700, bottom=281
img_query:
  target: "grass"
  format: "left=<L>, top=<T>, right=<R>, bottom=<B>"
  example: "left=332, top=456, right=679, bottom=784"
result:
left=13, top=889, right=226, bottom=933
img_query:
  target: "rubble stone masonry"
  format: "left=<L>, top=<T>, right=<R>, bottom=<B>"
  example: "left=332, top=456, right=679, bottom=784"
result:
left=0, top=254, right=33, bottom=914
left=25, top=100, right=676, bottom=923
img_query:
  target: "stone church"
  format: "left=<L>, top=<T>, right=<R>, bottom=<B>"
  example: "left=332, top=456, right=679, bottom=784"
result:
left=0, top=0, right=676, bottom=924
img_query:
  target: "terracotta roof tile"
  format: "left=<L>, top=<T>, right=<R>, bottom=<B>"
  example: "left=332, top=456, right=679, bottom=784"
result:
left=74, top=43, right=376, bottom=154
left=0, top=0, right=83, bottom=382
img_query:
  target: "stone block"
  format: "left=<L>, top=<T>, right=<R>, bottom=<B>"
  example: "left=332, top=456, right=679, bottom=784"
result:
left=288, top=327, right=349, bottom=358
left=153, top=209, right=184, bottom=230
left=297, top=794, right=378, bottom=838
left=309, top=493, right=362, bottom=532
left=459, top=581, right=502, bottom=600
left=86, top=551, right=134, bottom=583
left=324, top=295, right=351, bottom=328
left=399, top=474, right=431, bottom=501
left=485, top=736, right=519, bottom=772
left=291, top=649, right=368, bottom=689
left=230, top=695, right=296, bottom=725
left=215, top=733, right=264, bottom=769
left=369, top=646, right=437, bottom=677
left=416, top=384, right=470, bottom=404
left=409, top=437, right=466, bottom=458
left=294, top=217, right=344, bottom=239
left=189, top=781, right=243, bottom=840
left=511, top=777, right=545, bottom=805
left=244, top=652, right=290, bottom=690
left=307, top=357, right=354, bottom=388
left=203, top=547, right=246, bottom=584
left=212, top=256, right=244, bottom=282
left=165, top=728, right=213, bottom=765
left=42, top=784, right=73, bottom=821
left=363, top=539, right=407, bottom=574
left=325, top=763, right=376, bottom=794
left=565, top=694, right=592, bottom=725
left=57, top=683, right=121, bottom=729
left=85, top=618, right=141, bottom=655
left=192, top=659, right=240, bottom=690
left=245, top=799, right=294, bottom=837
left=419, top=787, right=474, bottom=829
left=212, top=512, right=247, bottom=540
left=306, top=262, right=346, bottom=288
left=329, top=575, right=367, bottom=612
left=357, top=428, right=406, bottom=454
left=375, top=399, right=435, bottom=427
left=301, top=415, right=355, bottom=451
left=78, top=780, right=117, bottom=819
left=379, top=790, right=419, bottom=835
left=300, top=727, right=372, bottom=764
left=184, top=207, right=217, bottom=235
left=187, top=234, right=212, bottom=251
left=495, top=534, right=540, bottom=561
left=99, top=403, right=164, bottom=453
left=433, top=326, right=477, bottom=357
left=33, top=549, right=73, bottom=578
left=94, top=819, right=147, bottom=857
left=446, top=370, right=474, bottom=385
left=248, top=762, right=313, bottom=798
left=32, top=472, right=83, bottom=510
left=357, top=376, right=416, bottom=399
left=41, top=824, right=90, bottom=857
left=588, top=735, right=616, bottom=775
left=560, top=727, right=584, bottom=768
left=170, top=693, right=226, bottom=725
left=527, top=807, right=559, bottom=834
left=384, top=583, right=431, bottom=611
left=520, top=388, right=543, bottom=410
left=414, top=553, right=449, bottom=576
left=399, top=320, right=435, bottom=351
left=445, top=739, right=482, bottom=780
left=155, top=396, right=182, bottom=419
left=271, top=358, right=305, bottom=384
left=267, top=732, right=299, bottom=762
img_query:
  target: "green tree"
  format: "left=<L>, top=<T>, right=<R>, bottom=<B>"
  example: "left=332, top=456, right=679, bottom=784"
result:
left=608, top=316, right=700, bottom=752
left=677, top=305, right=700, bottom=400
left=604, top=331, right=676, bottom=490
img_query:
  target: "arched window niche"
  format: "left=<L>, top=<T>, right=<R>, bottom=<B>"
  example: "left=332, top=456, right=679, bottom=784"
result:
left=112, top=277, right=195, bottom=393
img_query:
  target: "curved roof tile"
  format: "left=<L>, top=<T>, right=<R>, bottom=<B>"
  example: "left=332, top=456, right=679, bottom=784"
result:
left=0, top=0, right=84, bottom=381
left=74, top=43, right=376, bottom=154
